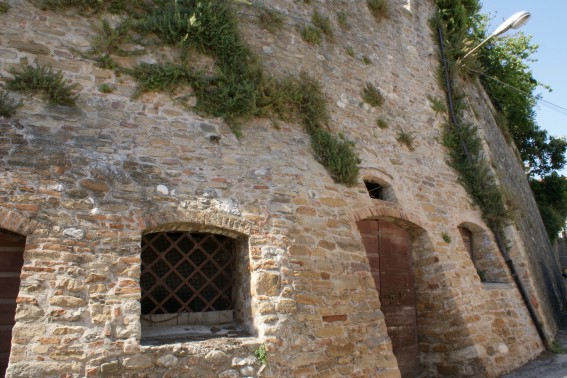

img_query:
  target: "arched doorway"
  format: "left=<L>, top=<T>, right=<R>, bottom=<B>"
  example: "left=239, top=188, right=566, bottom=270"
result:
left=357, top=219, right=419, bottom=377
left=0, top=229, right=25, bottom=377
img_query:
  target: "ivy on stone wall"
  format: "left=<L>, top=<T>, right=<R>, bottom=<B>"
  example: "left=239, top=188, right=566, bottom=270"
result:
left=32, top=0, right=360, bottom=186
left=432, top=1, right=510, bottom=242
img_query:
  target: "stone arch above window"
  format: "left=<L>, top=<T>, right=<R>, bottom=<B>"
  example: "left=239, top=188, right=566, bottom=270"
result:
left=139, top=221, right=253, bottom=345
left=140, top=208, right=254, bottom=238
left=458, top=222, right=509, bottom=283
left=0, top=208, right=43, bottom=237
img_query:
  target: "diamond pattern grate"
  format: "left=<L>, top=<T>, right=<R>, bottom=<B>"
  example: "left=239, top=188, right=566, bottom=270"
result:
left=141, top=232, right=235, bottom=315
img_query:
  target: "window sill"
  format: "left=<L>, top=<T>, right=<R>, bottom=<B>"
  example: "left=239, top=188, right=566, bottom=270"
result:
left=481, top=281, right=513, bottom=288
left=141, top=323, right=251, bottom=346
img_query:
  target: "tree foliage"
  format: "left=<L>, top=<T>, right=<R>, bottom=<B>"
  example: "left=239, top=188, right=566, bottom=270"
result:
left=471, top=15, right=567, bottom=178
left=471, top=14, right=567, bottom=238
left=436, top=0, right=567, bottom=240
left=530, top=173, right=567, bottom=241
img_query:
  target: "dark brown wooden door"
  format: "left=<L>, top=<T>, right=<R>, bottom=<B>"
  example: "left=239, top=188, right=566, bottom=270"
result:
left=357, top=220, right=419, bottom=378
left=0, top=230, right=25, bottom=377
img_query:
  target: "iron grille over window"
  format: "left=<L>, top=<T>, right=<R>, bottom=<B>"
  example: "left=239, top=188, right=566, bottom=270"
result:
left=140, top=232, right=235, bottom=315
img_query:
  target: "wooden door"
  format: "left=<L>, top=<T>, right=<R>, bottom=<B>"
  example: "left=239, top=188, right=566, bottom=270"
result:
left=0, top=230, right=25, bottom=377
left=357, top=220, right=419, bottom=378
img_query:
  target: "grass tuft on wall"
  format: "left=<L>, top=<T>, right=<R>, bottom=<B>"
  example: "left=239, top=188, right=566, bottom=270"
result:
left=5, top=64, right=78, bottom=106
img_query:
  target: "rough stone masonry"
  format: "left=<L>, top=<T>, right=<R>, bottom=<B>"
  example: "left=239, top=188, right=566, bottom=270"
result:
left=0, top=0, right=565, bottom=377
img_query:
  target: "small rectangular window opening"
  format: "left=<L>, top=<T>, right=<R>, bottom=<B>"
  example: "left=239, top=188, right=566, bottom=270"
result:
left=140, top=231, right=250, bottom=344
left=365, top=180, right=383, bottom=199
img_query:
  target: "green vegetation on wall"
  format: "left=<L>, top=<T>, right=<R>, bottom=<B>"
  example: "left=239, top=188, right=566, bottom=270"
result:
left=530, top=173, right=567, bottom=242
left=367, top=0, right=386, bottom=19
left=470, top=16, right=566, bottom=179
left=362, top=83, right=384, bottom=107
left=433, top=1, right=510, bottom=239
left=0, top=1, right=10, bottom=14
left=435, top=0, right=567, bottom=241
left=5, top=64, right=78, bottom=106
left=301, top=9, right=333, bottom=45
left=396, top=130, right=415, bottom=151
left=469, top=13, right=567, bottom=240
left=31, top=0, right=360, bottom=186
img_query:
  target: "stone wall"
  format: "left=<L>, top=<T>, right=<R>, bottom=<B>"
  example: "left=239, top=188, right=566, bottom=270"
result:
left=0, top=0, right=560, bottom=376
left=463, top=79, right=567, bottom=339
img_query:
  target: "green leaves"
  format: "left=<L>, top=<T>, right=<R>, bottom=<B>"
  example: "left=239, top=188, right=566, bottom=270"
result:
left=6, top=64, right=78, bottom=106
left=311, top=130, right=360, bottom=187
left=129, top=0, right=359, bottom=185
left=471, top=15, right=564, bottom=177
left=530, top=173, right=567, bottom=241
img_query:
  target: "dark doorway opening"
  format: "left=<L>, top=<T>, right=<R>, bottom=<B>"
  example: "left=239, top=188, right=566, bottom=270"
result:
left=357, top=219, right=419, bottom=378
left=0, top=229, right=25, bottom=377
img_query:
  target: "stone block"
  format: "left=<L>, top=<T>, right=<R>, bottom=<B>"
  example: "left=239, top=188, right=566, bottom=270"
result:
left=219, top=369, right=239, bottom=378
left=275, top=298, right=297, bottom=314
left=12, top=324, right=46, bottom=339
left=253, top=272, right=280, bottom=296
left=8, top=40, right=50, bottom=55
left=295, top=294, right=322, bottom=305
left=123, top=355, right=153, bottom=369
left=49, top=295, right=86, bottom=307
left=314, top=326, right=346, bottom=338
left=327, top=342, right=355, bottom=357
left=322, top=314, right=347, bottom=323
left=333, top=275, right=360, bottom=291
left=156, top=354, right=178, bottom=368
left=240, top=366, right=256, bottom=376
left=319, top=197, right=347, bottom=207
left=53, top=326, right=86, bottom=335
left=204, top=350, right=228, bottom=366
left=80, top=178, right=110, bottom=192
left=100, top=361, right=120, bottom=374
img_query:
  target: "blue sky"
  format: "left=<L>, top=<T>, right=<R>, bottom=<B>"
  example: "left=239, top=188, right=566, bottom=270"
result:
left=481, top=1, right=567, bottom=151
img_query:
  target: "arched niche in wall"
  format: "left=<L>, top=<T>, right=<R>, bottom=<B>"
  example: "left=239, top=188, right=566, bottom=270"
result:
left=354, top=205, right=435, bottom=377
left=458, top=222, right=509, bottom=283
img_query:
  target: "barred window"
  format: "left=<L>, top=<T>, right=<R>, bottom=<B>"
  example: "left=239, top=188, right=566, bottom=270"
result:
left=141, top=232, right=235, bottom=319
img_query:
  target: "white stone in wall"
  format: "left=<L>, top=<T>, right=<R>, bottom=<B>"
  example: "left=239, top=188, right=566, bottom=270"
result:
left=156, top=185, right=169, bottom=195
left=213, top=198, right=241, bottom=216
left=205, top=350, right=228, bottom=366
left=63, top=228, right=85, bottom=240
left=240, top=366, right=255, bottom=376
left=232, top=357, right=256, bottom=367
left=50, top=184, right=65, bottom=192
